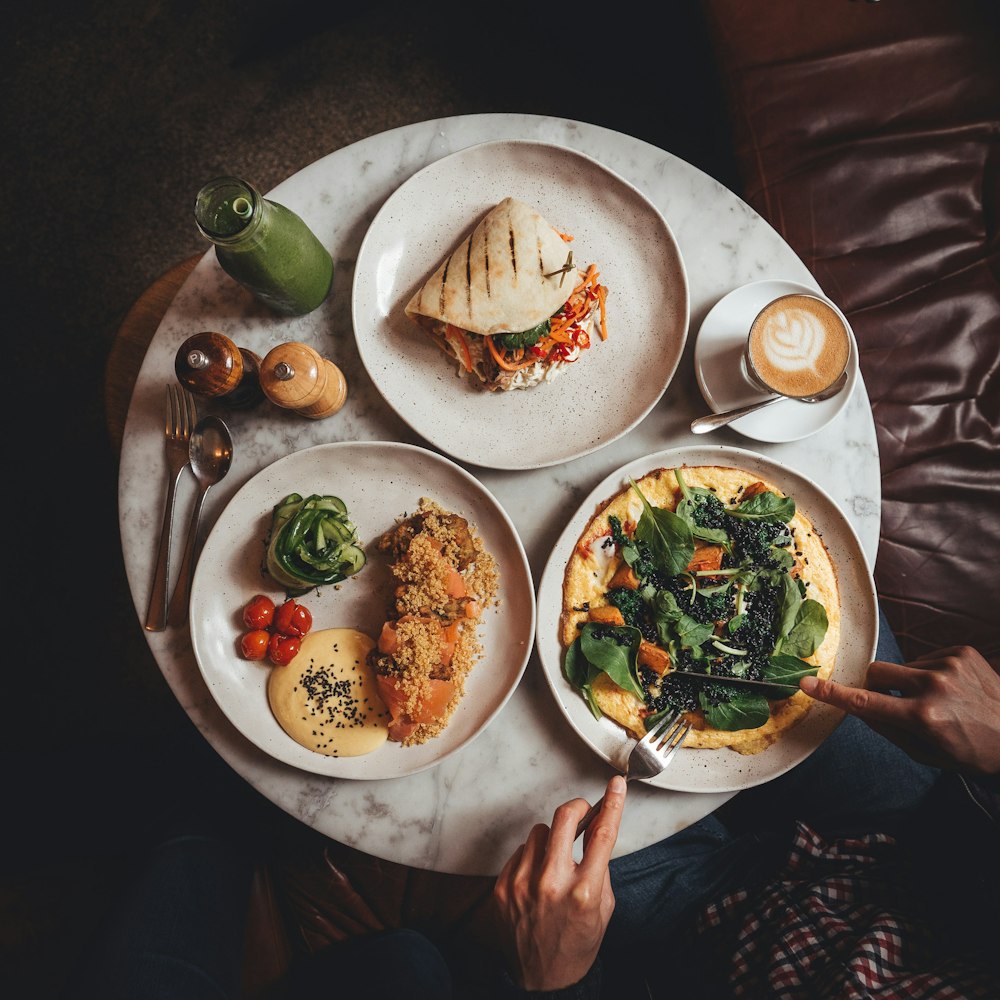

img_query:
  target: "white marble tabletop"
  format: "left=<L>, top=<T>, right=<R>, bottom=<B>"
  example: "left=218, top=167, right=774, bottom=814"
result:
left=118, top=113, right=880, bottom=876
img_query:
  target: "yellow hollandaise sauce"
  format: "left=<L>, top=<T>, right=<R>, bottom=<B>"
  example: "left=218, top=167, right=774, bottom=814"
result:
left=267, top=628, right=389, bottom=756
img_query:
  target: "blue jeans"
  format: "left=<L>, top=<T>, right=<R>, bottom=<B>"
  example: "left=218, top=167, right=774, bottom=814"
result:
left=605, top=606, right=941, bottom=947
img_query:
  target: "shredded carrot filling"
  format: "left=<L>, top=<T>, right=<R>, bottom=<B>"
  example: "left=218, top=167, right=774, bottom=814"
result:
left=485, top=335, right=539, bottom=372
left=448, top=262, right=608, bottom=372
left=549, top=265, right=603, bottom=339
left=462, top=263, right=608, bottom=374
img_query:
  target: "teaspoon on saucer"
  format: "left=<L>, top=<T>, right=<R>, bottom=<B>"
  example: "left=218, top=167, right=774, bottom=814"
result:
left=690, top=369, right=849, bottom=435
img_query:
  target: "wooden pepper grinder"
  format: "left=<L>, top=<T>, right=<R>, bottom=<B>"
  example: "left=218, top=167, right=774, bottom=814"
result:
left=174, top=331, right=264, bottom=408
left=259, top=341, right=347, bottom=419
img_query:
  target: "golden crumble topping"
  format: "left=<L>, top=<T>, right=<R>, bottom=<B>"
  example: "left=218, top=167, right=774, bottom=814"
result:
left=369, top=498, right=499, bottom=746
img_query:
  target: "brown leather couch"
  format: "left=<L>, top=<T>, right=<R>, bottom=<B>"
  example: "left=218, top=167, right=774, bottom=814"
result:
left=248, top=1, right=1000, bottom=991
left=701, top=0, right=999, bottom=661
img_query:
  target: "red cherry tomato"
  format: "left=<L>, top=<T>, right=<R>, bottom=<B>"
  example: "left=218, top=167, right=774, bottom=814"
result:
left=273, top=599, right=313, bottom=638
left=240, top=629, right=270, bottom=661
left=268, top=632, right=301, bottom=666
left=243, top=594, right=275, bottom=630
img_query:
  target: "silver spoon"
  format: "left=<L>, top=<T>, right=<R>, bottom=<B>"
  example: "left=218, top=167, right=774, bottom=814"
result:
left=690, top=369, right=850, bottom=434
left=167, top=415, right=234, bottom=626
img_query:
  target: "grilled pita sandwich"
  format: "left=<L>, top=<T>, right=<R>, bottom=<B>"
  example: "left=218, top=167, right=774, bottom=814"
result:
left=404, top=197, right=607, bottom=391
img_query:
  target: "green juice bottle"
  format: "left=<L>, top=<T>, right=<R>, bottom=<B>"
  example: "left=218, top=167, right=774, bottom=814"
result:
left=194, top=176, right=333, bottom=316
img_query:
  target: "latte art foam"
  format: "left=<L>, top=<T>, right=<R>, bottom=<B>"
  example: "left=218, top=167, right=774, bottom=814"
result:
left=748, top=294, right=850, bottom=398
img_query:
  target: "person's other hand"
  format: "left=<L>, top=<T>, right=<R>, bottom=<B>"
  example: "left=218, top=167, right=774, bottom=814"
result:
left=492, top=774, right=626, bottom=991
left=801, top=645, right=1000, bottom=776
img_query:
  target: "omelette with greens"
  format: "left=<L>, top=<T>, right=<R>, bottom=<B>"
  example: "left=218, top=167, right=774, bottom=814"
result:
left=560, top=466, right=840, bottom=755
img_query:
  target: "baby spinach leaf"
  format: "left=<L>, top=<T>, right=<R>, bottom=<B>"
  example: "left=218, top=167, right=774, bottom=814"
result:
left=770, top=547, right=796, bottom=570
left=676, top=498, right=730, bottom=545
left=579, top=624, right=646, bottom=700
left=652, top=590, right=715, bottom=652
left=629, top=478, right=694, bottom=577
left=562, top=637, right=587, bottom=686
left=674, top=469, right=730, bottom=545
left=676, top=617, right=715, bottom=651
left=563, top=639, right=602, bottom=719
left=696, top=577, right=733, bottom=597
left=493, top=319, right=549, bottom=351
left=608, top=515, right=643, bottom=573
left=701, top=691, right=770, bottom=730
left=764, top=653, right=820, bottom=687
left=775, top=572, right=804, bottom=640
left=620, top=539, right=642, bottom=569
left=776, top=599, right=828, bottom=657
left=729, top=491, right=796, bottom=523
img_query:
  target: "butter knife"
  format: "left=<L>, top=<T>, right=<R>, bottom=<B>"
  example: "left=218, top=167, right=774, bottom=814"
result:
left=668, top=671, right=801, bottom=691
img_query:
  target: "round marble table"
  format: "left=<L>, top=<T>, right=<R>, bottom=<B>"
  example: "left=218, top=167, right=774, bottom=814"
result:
left=118, top=113, right=880, bottom=876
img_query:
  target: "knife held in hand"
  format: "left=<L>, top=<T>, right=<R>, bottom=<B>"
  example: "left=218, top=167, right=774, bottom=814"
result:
left=668, top=671, right=802, bottom=691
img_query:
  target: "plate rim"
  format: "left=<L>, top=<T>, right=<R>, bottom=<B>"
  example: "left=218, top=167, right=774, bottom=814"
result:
left=189, top=439, right=537, bottom=779
left=351, top=137, right=691, bottom=470
left=535, top=442, right=877, bottom=793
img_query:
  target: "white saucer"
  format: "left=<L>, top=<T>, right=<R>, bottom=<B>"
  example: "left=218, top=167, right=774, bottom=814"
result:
left=693, top=278, right=859, bottom=443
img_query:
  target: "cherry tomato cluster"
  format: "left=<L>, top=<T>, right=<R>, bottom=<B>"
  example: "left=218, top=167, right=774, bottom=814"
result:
left=239, top=594, right=313, bottom=666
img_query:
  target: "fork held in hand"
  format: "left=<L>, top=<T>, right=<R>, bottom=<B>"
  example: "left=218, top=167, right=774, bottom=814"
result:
left=575, top=712, right=692, bottom=840
left=144, top=385, right=197, bottom=632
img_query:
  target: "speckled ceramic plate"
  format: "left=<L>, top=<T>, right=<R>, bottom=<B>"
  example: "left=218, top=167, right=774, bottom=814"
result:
left=535, top=444, right=877, bottom=793
left=189, top=441, right=535, bottom=779
left=352, top=140, right=689, bottom=470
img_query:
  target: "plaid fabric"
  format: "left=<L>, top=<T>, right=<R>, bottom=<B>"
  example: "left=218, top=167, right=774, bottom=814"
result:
left=695, top=822, right=997, bottom=999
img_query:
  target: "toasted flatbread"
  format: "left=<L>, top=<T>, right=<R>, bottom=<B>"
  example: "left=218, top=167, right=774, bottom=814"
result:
left=405, top=197, right=576, bottom=337
left=403, top=198, right=607, bottom=392
left=560, top=465, right=840, bottom=755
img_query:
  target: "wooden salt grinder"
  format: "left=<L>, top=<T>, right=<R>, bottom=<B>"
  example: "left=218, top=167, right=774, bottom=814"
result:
left=259, top=341, right=347, bottom=419
left=174, top=331, right=264, bottom=408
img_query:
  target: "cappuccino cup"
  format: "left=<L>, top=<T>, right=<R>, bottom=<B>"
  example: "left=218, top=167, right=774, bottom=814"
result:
left=744, top=293, right=851, bottom=399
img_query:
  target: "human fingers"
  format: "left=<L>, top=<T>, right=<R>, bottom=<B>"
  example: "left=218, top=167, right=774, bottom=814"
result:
left=912, top=645, right=968, bottom=664
left=495, top=841, right=526, bottom=899
left=865, top=659, right=927, bottom=694
left=578, top=775, right=626, bottom=878
left=520, top=822, right=551, bottom=876
left=800, top=673, right=913, bottom=726
left=541, top=796, right=596, bottom=876
left=499, top=823, right=548, bottom=897
left=911, top=646, right=1000, bottom=682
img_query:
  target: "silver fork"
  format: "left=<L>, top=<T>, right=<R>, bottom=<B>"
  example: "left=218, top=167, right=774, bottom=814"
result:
left=575, top=711, right=692, bottom=840
left=144, top=384, right=197, bottom=631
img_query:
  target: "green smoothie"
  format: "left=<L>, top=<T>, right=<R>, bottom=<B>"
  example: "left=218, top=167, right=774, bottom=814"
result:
left=195, top=177, right=333, bottom=316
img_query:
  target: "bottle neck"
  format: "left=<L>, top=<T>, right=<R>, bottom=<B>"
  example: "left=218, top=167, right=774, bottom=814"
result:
left=194, top=176, right=265, bottom=246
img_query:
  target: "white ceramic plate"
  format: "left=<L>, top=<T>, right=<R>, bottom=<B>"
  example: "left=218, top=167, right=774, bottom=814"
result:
left=694, top=279, right=859, bottom=443
left=190, top=441, right=535, bottom=779
left=352, top=139, right=689, bottom=470
left=535, top=444, right=877, bottom=793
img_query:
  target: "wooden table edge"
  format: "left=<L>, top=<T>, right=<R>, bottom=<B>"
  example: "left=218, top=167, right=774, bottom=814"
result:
left=104, top=253, right=201, bottom=453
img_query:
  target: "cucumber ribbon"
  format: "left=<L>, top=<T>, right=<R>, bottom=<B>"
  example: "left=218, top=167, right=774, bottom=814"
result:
left=264, top=493, right=366, bottom=594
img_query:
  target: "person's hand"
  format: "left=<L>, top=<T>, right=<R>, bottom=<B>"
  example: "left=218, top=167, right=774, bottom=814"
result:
left=492, top=774, right=626, bottom=992
left=801, top=645, right=1000, bottom=776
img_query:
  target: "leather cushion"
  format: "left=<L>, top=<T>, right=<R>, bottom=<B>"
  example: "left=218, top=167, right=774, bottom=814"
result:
left=700, top=0, right=1000, bottom=658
